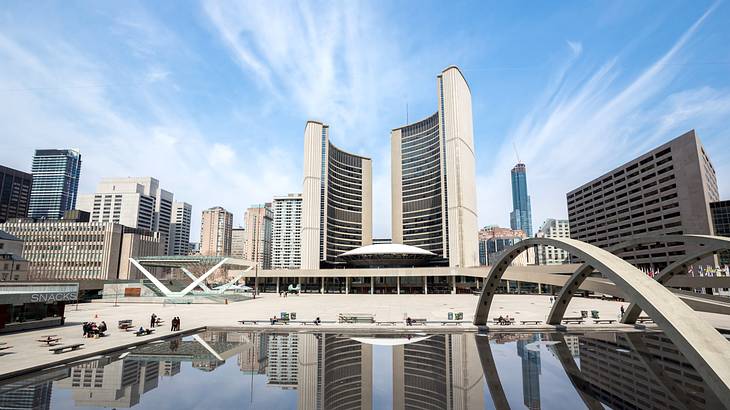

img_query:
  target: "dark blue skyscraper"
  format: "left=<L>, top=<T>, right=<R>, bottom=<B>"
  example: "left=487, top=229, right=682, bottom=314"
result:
left=28, top=149, right=82, bottom=219
left=510, top=163, right=533, bottom=237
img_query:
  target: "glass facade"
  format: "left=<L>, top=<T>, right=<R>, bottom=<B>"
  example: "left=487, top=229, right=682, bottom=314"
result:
left=0, top=166, right=32, bottom=223
left=710, top=200, right=730, bottom=265
left=28, top=149, right=82, bottom=219
left=510, top=163, right=533, bottom=237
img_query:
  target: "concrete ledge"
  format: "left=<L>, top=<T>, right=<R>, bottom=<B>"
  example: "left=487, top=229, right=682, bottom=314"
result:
left=0, top=326, right=206, bottom=382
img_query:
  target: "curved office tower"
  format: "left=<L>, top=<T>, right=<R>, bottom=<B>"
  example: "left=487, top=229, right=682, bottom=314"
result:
left=301, top=121, right=373, bottom=269
left=391, top=66, right=478, bottom=267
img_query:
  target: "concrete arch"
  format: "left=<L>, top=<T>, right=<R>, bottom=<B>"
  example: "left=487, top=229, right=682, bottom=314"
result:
left=549, top=235, right=730, bottom=325
left=622, top=236, right=730, bottom=323
left=473, top=237, right=730, bottom=406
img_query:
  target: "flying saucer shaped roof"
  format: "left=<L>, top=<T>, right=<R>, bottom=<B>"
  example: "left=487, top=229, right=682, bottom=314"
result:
left=339, top=244, right=436, bottom=257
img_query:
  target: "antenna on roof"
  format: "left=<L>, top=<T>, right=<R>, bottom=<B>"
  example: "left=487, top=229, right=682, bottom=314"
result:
left=513, top=142, right=521, bottom=163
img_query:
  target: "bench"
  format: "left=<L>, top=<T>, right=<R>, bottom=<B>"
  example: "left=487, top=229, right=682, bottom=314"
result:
left=407, top=318, right=427, bottom=326
left=239, top=320, right=264, bottom=325
left=636, top=317, right=654, bottom=324
left=338, top=313, right=375, bottom=324
left=520, top=320, right=543, bottom=325
left=493, top=317, right=515, bottom=325
left=135, top=329, right=155, bottom=337
left=0, top=346, right=13, bottom=351
left=49, top=344, right=84, bottom=354
left=562, top=317, right=584, bottom=324
left=37, top=337, right=62, bottom=345
left=593, top=319, right=616, bottom=324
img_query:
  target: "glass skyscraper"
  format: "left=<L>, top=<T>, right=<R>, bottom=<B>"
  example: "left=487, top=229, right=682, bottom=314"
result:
left=28, top=149, right=82, bottom=219
left=510, top=162, right=533, bottom=237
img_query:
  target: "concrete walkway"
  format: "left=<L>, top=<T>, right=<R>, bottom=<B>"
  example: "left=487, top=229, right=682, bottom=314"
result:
left=0, top=294, right=728, bottom=380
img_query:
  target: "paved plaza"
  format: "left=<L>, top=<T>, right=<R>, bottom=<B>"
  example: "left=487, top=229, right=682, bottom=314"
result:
left=1, top=294, right=729, bottom=381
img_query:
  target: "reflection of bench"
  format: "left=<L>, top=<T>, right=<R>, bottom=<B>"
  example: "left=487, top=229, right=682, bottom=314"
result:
left=376, top=321, right=399, bottom=326
left=520, top=320, right=543, bottom=325
left=49, top=344, right=84, bottom=354
left=593, top=319, right=616, bottom=324
left=135, top=329, right=155, bottom=337
left=562, top=317, right=584, bottom=324
left=433, top=321, right=465, bottom=326
left=338, top=313, right=375, bottom=324
left=636, top=317, right=654, bottom=324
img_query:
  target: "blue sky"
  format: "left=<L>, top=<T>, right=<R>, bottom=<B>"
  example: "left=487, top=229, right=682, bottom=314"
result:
left=1, top=1, right=729, bottom=239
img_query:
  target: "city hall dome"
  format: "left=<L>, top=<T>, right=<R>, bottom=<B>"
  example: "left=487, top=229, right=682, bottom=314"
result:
left=337, top=244, right=439, bottom=268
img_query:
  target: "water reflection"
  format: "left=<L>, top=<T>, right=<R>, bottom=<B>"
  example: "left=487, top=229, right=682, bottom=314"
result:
left=0, top=330, right=723, bottom=409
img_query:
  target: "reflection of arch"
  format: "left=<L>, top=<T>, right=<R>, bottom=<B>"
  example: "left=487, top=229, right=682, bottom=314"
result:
left=474, top=335, right=510, bottom=410
left=549, top=235, right=730, bottom=325
left=473, top=237, right=730, bottom=407
left=546, top=333, right=603, bottom=410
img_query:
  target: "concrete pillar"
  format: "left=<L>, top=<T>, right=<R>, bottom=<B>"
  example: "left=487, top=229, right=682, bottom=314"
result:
left=517, top=281, right=521, bottom=294
left=451, top=276, right=456, bottom=294
left=397, top=276, right=400, bottom=295
left=538, top=283, right=542, bottom=294
left=424, top=276, right=428, bottom=294
left=370, top=277, right=374, bottom=295
left=345, top=277, right=349, bottom=294
left=276, top=277, right=280, bottom=294
left=320, top=277, right=324, bottom=294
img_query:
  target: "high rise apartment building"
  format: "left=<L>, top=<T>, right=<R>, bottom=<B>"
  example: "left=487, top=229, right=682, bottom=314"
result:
left=169, top=202, right=192, bottom=256
left=243, top=204, right=273, bottom=269
left=200, top=206, right=233, bottom=256
left=28, top=149, right=82, bottom=219
left=477, top=225, right=532, bottom=266
left=510, top=163, right=533, bottom=237
left=272, top=193, right=302, bottom=269
left=567, top=130, right=719, bottom=269
left=231, top=227, right=246, bottom=258
left=77, top=177, right=174, bottom=254
left=536, top=219, right=570, bottom=265
left=0, top=165, right=32, bottom=223
left=301, top=121, right=372, bottom=269
left=391, top=66, right=478, bottom=267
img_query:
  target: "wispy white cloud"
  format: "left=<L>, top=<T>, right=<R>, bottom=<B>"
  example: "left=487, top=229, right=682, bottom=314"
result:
left=0, top=30, right=299, bottom=236
left=479, top=4, right=728, bottom=231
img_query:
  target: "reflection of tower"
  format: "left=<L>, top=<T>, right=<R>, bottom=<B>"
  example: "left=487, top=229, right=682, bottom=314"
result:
left=297, top=334, right=372, bottom=410
left=393, top=334, right=484, bottom=410
left=55, top=359, right=160, bottom=408
left=0, top=380, right=53, bottom=410
left=159, top=361, right=181, bottom=377
left=267, top=334, right=299, bottom=388
left=238, top=332, right=267, bottom=374
left=516, top=334, right=541, bottom=410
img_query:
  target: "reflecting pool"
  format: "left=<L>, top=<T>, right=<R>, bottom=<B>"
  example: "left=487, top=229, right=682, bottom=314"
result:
left=0, top=330, right=723, bottom=409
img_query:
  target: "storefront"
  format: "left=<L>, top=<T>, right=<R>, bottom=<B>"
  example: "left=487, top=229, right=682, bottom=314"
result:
left=0, top=282, right=78, bottom=333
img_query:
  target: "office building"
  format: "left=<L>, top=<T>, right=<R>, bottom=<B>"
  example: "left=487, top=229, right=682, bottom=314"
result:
left=0, top=212, right=160, bottom=281
left=478, top=226, right=532, bottom=266
left=28, top=149, right=82, bottom=219
left=200, top=206, right=233, bottom=256
left=710, top=200, right=730, bottom=266
left=301, top=121, right=372, bottom=269
left=391, top=66, right=478, bottom=267
left=231, top=227, right=246, bottom=258
left=77, top=177, right=174, bottom=254
left=510, top=163, right=533, bottom=237
left=567, top=130, right=719, bottom=269
left=169, top=201, right=192, bottom=256
left=0, top=165, right=32, bottom=223
left=243, top=204, right=273, bottom=269
left=272, top=194, right=302, bottom=270
left=536, top=219, right=571, bottom=265
left=0, top=230, right=29, bottom=281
